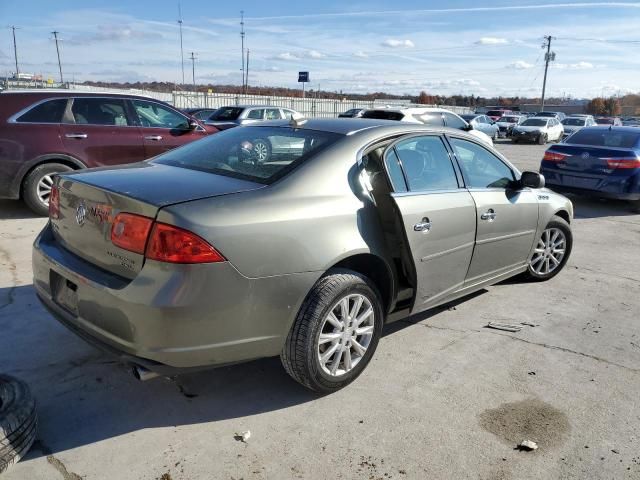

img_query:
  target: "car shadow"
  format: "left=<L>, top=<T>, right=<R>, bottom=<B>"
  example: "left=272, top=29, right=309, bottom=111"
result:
left=0, top=200, right=41, bottom=220
left=568, top=195, right=638, bottom=219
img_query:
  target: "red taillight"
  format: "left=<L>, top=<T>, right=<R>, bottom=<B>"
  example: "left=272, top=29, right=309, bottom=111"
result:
left=145, top=222, right=224, bottom=264
left=49, top=185, right=60, bottom=219
left=543, top=151, right=568, bottom=162
left=111, top=213, right=154, bottom=254
left=604, top=157, right=640, bottom=169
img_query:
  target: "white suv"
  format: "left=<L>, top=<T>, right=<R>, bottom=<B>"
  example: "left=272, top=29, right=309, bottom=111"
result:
left=361, top=107, right=493, bottom=146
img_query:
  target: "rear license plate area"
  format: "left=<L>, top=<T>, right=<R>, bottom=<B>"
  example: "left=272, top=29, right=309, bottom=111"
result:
left=563, top=176, right=598, bottom=189
left=51, top=271, right=78, bottom=315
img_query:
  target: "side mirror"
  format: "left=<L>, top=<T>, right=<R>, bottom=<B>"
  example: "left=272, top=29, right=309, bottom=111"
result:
left=520, top=171, right=545, bottom=189
left=188, top=120, right=199, bottom=130
left=464, top=122, right=474, bottom=131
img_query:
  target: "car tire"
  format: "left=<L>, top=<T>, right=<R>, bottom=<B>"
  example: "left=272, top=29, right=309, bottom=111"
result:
left=538, top=133, right=548, bottom=145
left=252, top=138, right=272, bottom=164
left=630, top=200, right=640, bottom=213
left=22, top=163, right=73, bottom=216
left=281, top=269, right=384, bottom=393
left=0, top=375, right=37, bottom=475
left=525, top=215, right=573, bottom=282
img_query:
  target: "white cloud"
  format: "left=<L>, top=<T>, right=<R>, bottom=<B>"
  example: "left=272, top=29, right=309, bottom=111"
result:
left=476, top=37, right=508, bottom=45
left=381, top=39, right=415, bottom=48
left=307, top=50, right=325, bottom=59
left=507, top=60, right=534, bottom=69
left=353, top=51, right=369, bottom=58
left=553, top=61, right=594, bottom=70
left=272, top=52, right=300, bottom=61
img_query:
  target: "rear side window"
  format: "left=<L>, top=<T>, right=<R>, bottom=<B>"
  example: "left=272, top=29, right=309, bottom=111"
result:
left=395, top=136, right=459, bottom=191
left=247, top=109, right=264, bottom=120
left=265, top=109, right=282, bottom=120
left=443, top=112, right=467, bottom=130
left=70, top=98, right=129, bottom=125
left=567, top=129, right=640, bottom=148
left=383, top=149, right=408, bottom=193
left=209, top=107, right=243, bottom=121
left=16, top=98, right=67, bottom=123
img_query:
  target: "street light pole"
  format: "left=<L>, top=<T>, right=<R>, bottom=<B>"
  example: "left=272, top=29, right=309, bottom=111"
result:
left=190, top=52, right=196, bottom=91
left=540, top=35, right=555, bottom=111
left=52, top=31, right=64, bottom=83
left=11, top=26, right=19, bottom=76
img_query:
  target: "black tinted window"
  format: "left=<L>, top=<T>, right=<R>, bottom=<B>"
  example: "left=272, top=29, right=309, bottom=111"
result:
left=567, top=129, right=640, bottom=148
left=443, top=112, right=467, bottom=130
left=210, top=107, right=243, bottom=121
left=71, top=98, right=129, bottom=125
left=450, top=138, right=514, bottom=189
left=153, top=126, right=341, bottom=184
left=16, top=98, right=67, bottom=123
left=395, top=136, right=459, bottom=191
left=383, top=149, right=408, bottom=193
left=362, top=110, right=405, bottom=121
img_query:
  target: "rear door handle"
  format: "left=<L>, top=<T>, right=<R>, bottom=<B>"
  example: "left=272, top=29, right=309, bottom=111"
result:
left=144, top=135, right=163, bottom=141
left=65, top=133, right=87, bottom=139
left=414, top=217, right=432, bottom=232
left=480, top=209, right=497, bottom=221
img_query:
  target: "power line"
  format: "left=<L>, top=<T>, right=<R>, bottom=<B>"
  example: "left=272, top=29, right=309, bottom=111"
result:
left=51, top=31, right=63, bottom=83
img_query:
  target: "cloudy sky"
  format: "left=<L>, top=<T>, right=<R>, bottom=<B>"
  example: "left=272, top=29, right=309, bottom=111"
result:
left=1, top=0, right=639, bottom=98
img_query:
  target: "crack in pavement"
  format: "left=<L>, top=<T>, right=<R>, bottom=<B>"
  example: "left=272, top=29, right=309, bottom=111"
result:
left=572, top=265, right=640, bottom=284
left=46, top=455, right=83, bottom=480
left=397, top=319, right=467, bottom=334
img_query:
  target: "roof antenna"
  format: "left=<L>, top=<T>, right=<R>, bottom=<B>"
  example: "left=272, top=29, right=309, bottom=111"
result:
left=609, top=124, right=613, bottom=130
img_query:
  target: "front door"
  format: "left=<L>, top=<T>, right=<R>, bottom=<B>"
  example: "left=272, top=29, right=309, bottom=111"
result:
left=384, top=135, right=477, bottom=313
left=61, top=97, right=145, bottom=167
left=129, top=99, right=208, bottom=158
left=447, top=136, right=539, bottom=285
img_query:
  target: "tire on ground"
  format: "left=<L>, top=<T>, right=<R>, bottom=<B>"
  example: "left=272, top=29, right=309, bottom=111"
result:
left=0, top=375, right=37, bottom=475
left=281, top=269, right=384, bottom=393
left=22, top=163, right=73, bottom=216
left=525, top=215, right=573, bottom=282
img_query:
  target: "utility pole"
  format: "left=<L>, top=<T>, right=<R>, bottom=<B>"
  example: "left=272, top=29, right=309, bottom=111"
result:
left=189, top=52, right=197, bottom=91
left=540, top=35, right=556, bottom=111
left=10, top=26, right=19, bottom=76
left=245, top=49, right=250, bottom=92
left=51, top=31, right=64, bottom=83
left=240, top=10, right=246, bottom=93
left=178, top=3, right=185, bottom=86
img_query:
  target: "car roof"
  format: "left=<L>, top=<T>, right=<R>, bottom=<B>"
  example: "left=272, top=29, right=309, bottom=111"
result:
left=0, top=89, right=155, bottom=101
left=227, top=105, right=295, bottom=110
left=364, top=106, right=461, bottom=114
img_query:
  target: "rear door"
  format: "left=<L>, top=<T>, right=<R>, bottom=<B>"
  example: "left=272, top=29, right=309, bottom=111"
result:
left=130, top=99, right=208, bottom=158
left=61, top=97, right=145, bottom=167
left=384, top=134, right=477, bottom=313
left=447, top=136, right=539, bottom=285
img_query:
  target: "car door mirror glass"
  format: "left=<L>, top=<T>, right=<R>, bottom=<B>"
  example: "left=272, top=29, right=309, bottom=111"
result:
left=520, top=171, right=545, bottom=189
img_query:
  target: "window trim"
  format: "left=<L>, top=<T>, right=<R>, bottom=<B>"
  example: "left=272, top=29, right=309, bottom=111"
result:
left=8, top=97, right=70, bottom=124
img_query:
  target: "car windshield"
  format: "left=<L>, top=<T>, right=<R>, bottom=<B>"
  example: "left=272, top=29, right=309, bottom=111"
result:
left=566, top=129, right=640, bottom=148
left=152, top=126, right=342, bottom=184
left=209, top=107, right=244, bottom=121
left=460, top=115, right=477, bottom=121
left=562, top=118, right=586, bottom=126
left=361, top=110, right=405, bottom=121
left=595, top=118, right=614, bottom=125
left=521, top=119, right=547, bottom=126
left=500, top=116, right=519, bottom=122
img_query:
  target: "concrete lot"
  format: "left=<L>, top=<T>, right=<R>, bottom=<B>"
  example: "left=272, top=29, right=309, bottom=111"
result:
left=1, top=140, right=639, bottom=480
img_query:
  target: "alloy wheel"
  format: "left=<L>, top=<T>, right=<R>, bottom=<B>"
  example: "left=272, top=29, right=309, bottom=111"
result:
left=253, top=141, right=269, bottom=162
left=530, top=227, right=567, bottom=275
left=317, top=294, right=375, bottom=377
left=36, top=175, right=54, bottom=207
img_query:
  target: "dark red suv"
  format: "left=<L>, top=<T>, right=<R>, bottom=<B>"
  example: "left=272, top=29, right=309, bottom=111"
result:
left=0, top=91, right=218, bottom=215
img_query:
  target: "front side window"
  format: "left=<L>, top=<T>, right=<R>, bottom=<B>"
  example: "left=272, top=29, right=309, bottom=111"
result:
left=449, top=137, right=514, bottom=189
left=443, top=112, right=467, bottom=130
left=132, top=100, right=188, bottom=129
left=16, top=98, right=67, bottom=123
left=70, top=98, right=129, bottom=126
left=247, top=109, right=264, bottom=120
left=209, top=107, right=243, bottom=121
left=152, top=126, right=341, bottom=184
left=282, top=109, right=296, bottom=120
left=394, top=136, right=459, bottom=191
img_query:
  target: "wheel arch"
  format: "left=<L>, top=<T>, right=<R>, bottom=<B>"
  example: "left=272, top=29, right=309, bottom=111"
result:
left=14, top=154, right=86, bottom=198
left=554, top=209, right=571, bottom=224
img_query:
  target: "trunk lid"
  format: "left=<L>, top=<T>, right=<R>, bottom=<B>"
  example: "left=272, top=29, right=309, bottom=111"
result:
left=51, top=162, right=263, bottom=279
left=546, top=144, right=636, bottom=174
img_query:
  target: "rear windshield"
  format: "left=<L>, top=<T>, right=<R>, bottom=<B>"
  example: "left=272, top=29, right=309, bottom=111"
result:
left=152, top=126, right=342, bottom=184
left=566, top=129, right=640, bottom=148
left=521, top=119, right=547, bottom=126
left=595, top=118, right=614, bottom=125
left=361, top=110, right=405, bottom=121
left=486, top=110, right=506, bottom=116
left=562, top=118, right=586, bottom=126
left=209, top=107, right=243, bottom=121
left=536, top=112, right=556, bottom=117
left=500, top=116, right=520, bottom=122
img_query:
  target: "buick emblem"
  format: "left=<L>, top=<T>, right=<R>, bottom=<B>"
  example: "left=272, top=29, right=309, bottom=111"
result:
left=76, top=202, right=87, bottom=226
left=581, top=152, right=590, bottom=159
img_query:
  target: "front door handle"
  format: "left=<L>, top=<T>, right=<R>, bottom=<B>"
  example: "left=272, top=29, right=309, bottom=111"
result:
left=480, top=209, right=497, bottom=221
left=144, top=135, right=163, bottom=141
left=65, top=133, right=87, bottom=139
left=414, top=217, right=432, bottom=232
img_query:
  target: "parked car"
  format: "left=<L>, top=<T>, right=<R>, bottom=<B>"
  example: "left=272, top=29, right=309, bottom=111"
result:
left=536, top=111, right=567, bottom=121
left=540, top=126, right=640, bottom=212
left=485, top=109, right=513, bottom=121
left=460, top=114, right=499, bottom=140
left=183, top=108, right=218, bottom=121
left=511, top=117, right=564, bottom=144
left=205, top=105, right=301, bottom=130
left=495, top=115, right=524, bottom=137
left=561, top=116, right=596, bottom=138
left=595, top=116, right=623, bottom=126
left=0, top=90, right=218, bottom=215
left=621, top=117, right=640, bottom=127
left=33, top=118, right=573, bottom=392
left=361, top=107, right=493, bottom=146
left=338, top=108, right=365, bottom=118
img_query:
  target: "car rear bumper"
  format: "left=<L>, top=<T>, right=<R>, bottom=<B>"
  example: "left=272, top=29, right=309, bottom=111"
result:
left=33, top=223, right=318, bottom=371
left=541, top=163, right=640, bottom=200
left=542, top=183, right=640, bottom=200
